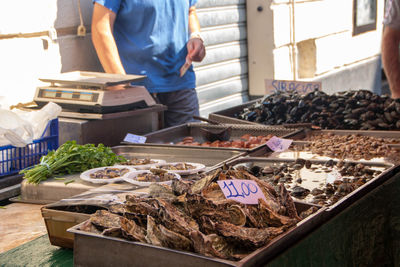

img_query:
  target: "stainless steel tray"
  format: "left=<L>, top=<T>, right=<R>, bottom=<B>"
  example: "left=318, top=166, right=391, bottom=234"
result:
left=251, top=129, right=400, bottom=164
left=288, top=128, right=400, bottom=140
left=142, top=123, right=301, bottom=152
left=112, top=144, right=245, bottom=167
left=68, top=202, right=326, bottom=267
left=224, top=157, right=400, bottom=215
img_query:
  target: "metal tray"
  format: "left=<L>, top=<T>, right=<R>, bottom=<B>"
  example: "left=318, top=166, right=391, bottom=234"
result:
left=288, top=128, right=400, bottom=141
left=250, top=129, right=400, bottom=164
left=224, top=157, right=400, bottom=216
left=112, top=144, right=245, bottom=168
left=142, top=123, right=301, bottom=152
left=42, top=183, right=148, bottom=248
left=208, top=99, right=260, bottom=125
left=68, top=202, right=326, bottom=267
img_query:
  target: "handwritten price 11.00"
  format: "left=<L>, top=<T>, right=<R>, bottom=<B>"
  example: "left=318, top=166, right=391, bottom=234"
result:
left=217, top=180, right=267, bottom=205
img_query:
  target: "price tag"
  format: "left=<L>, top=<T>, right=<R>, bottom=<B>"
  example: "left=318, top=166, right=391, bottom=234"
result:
left=266, top=136, right=293, bottom=152
left=124, top=133, right=147, bottom=144
left=217, top=179, right=267, bottom=205
left=326, top=168, right=342, bottom=184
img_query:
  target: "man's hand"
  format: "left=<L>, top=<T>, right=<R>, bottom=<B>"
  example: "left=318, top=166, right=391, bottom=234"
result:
left=390, top=86, right=400, bottom=99
left=186, top=37, right=206, bottom=62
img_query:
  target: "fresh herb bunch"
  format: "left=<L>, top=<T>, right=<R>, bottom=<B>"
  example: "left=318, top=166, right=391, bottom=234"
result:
left=20, top=141, right=126, bottom=184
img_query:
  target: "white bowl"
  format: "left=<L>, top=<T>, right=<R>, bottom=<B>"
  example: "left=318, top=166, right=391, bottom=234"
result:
left=122, top=170, right=181, bottom=186
left=114, top=158, right=166, bottom=170
left=152, top=162, right=206, bottom=175
left=80, top=166, right=136, bottom=184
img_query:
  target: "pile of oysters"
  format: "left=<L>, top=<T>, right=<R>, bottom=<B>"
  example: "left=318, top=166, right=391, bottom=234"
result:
left=80, top=168, right=313, bottom=260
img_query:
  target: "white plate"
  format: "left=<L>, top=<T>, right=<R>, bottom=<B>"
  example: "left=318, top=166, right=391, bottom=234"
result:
left=122, top=170, right=181, bottom=186
left=152, top=162, right=206, bottom=175
left=115, top=159, right=166, bottom=170
left=80, top=166, right=136, bottom=184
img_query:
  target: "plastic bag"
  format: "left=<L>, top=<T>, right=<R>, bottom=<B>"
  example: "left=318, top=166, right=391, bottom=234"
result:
left=0, top=102, right=61, bottom=147
left=17, top=102, right=62, bottom=139
left=0, top=109, right=34, bottom=147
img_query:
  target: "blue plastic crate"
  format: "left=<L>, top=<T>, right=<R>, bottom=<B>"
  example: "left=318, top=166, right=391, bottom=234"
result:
left=0, top=119, right=59, bottom=177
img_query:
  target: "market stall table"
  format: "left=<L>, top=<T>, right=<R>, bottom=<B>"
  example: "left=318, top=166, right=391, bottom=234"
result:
left=1, top=172, right=399, bottom=266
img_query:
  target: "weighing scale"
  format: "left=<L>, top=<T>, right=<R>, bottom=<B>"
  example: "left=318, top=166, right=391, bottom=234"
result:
left=34, top=71, right=156, bottom=113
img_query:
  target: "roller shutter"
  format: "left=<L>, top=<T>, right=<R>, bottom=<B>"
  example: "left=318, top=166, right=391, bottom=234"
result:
left=195, top=0, right=249, bottom=116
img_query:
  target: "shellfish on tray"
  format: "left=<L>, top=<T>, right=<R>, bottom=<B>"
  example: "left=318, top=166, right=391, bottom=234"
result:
left=152, top=162, right=206, bottom=175
left=123, top=169, right=181, bottom=186
left=82, top=167, right=306, bottom=261
left=115, top=158, right=166, bottom=170
left=80, top=166, right=136, bottom=184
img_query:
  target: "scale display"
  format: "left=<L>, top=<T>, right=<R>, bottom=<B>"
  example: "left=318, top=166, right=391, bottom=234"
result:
left=39, top=89, right=99, bottom=103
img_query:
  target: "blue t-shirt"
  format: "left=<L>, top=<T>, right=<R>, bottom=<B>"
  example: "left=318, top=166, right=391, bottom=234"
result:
left=94, top=0, right=197, bottom=93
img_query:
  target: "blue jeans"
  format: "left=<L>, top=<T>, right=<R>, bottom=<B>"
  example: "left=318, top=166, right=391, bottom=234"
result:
left=154, top=88, right=200, bottom=128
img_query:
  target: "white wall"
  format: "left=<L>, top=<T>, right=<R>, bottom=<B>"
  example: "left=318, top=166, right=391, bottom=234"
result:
left=247, top=0, right=385, bottom=95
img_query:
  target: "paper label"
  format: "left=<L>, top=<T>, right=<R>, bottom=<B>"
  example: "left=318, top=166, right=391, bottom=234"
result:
left=217, top=180, right=267, bottom=205
left=326, top=168, right=343, bottom=184
left=124, top=133, right=147, bottom=144
left=265, top=79, right=321, bottom=95
left=266, top=136, right=293, bottom=152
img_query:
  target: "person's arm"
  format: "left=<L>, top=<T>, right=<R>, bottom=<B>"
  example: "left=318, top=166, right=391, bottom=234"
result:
left=91, top=3, right=126, bottom=75
left=382, top=25, right=400, bottom=99
left=187, top=6, right=205, bottom=62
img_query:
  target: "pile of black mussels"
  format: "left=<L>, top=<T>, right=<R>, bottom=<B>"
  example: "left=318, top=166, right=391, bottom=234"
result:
left=236, top=90, right=400, bottom=130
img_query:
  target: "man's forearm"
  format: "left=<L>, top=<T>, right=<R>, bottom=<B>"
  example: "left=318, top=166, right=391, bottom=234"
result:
left=91, top=3, right=126, bottom=74
left=188, top=7, right=201, bottom=34
left=382, top=26, right=400, bottom=98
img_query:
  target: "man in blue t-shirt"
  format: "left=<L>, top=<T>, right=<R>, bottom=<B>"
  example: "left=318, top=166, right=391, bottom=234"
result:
left=91, top=0, right=206, bottom=127
left=383, top=0, right=400, bottom=99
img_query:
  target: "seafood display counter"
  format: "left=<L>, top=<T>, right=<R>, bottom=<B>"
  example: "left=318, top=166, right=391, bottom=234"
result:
left=7, top=89, right=400, bottom=266
left=3, top=171, right=400, bottom=266
left=68, top=166, right=326, bottom=267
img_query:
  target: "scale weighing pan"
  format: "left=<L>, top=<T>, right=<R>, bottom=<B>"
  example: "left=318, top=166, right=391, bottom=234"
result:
left=34, top=71, right=156, bottom=114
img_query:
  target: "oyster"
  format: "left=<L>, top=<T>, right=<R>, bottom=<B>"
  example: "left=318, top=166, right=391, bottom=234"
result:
left=146, top=216, right=193, bottom=251
left=79, top=219, right=101, bottom=234
left=108, top=204, right=126, bottom=215
left=190, top=230, right=234, bottom=260
left=243, top=199, right=298, bottom=228
left=215, top=221, right=273, bottom=249
left=183, top=194, right=246, bottom=227
left=90, top=210, right=121, bottom=231
left=171, top=178, right=193, bottom=195
left=191, top=169, right=220, bottom=194
left=201, top=182, right=225, bottom=201
left=157, top=198, right=199, bottom=237
left=120, top=217, right=146, bottom=242
left=148, top=183, right=176, bottom=200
